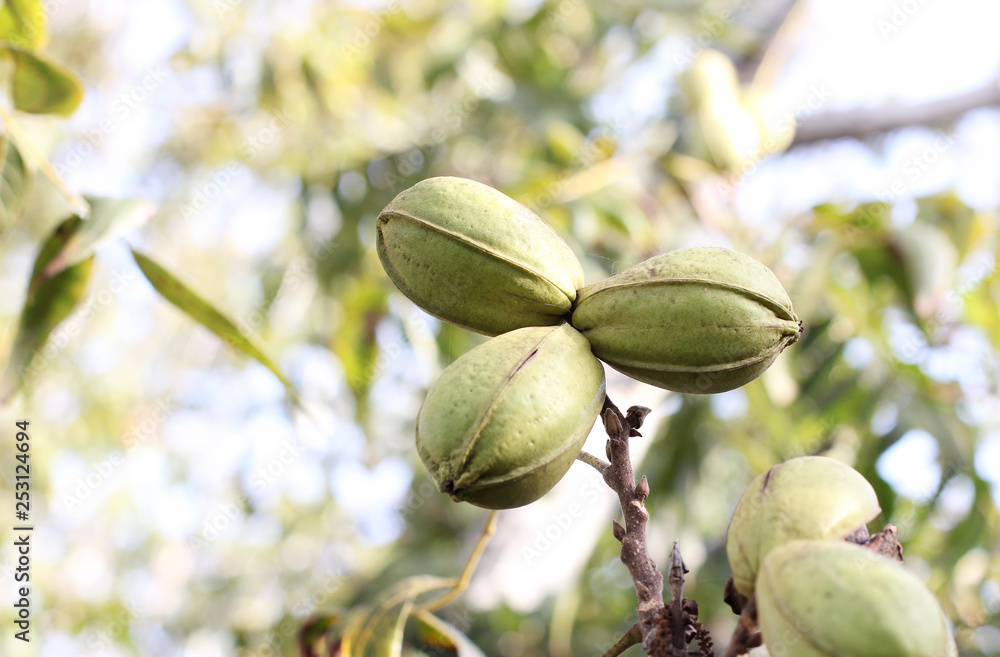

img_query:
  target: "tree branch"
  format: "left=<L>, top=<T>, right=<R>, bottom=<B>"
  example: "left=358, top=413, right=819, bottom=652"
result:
left=668, top=542, right=688, bottom=653
left=600, top=398, right=666, bottom=650
left=602, top=623, right=643, bottom=657
left=576, top=449, right=610, bottom=475
left=597, top=397, right=714, bottom=656
left=721, top=597, right=761, bottom=657
left=417, top=510, right=498, bottom=613
left=792, top=80, right=1000, bottom=145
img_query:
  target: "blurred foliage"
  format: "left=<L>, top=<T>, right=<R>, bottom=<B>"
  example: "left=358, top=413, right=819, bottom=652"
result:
left=0, top=0, right=997, bottom=656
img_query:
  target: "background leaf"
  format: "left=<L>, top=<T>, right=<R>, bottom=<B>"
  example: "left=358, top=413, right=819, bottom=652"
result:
left=1, top=216, right=93, bottom=402
left=0, top=0, right=46, bottom=49
left=3, top=46, right=83, bottom=116
left=42, top=196, right=155, bottom=278
left=409, top=610, right=487, bottom=657
left=130, top=248, right=297, bottom=398
left=0, top=134, right=30, bottom=232
left=338, top=577, right=453, bottom=657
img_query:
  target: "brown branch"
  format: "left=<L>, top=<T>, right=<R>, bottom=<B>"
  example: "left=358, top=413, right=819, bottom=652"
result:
left=792, top=80, right=1000, bottom=145
left=668, top=542, right=688, bottom=653
left=598, top=397, right=714, bottom=656
left=715, top=525, right=904, bottom=657
left=722, top=576, right=750, bottom=617
left=863, top=524, right=904, bottom=562
left=600, top=398, right=667, bottom=650
left=602, top=623, right=643, bottom=657
left=576, top=449, right=610, bottom=475
left=721, top=597, right=761, bottom=657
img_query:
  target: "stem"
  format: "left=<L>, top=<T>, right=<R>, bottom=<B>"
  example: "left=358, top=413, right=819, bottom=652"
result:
left=599, top=397, right=668, bottom=651
left=576, top=449, right=610, bottom=474
left=597, top=397, right=716, bottom=656
left=668, top=541, right=688, bottom=653
left=0, top=103, right=90, bottom=217
left=417, top=510, right=498, bottom=612
left=721, top=598, right=760, bottom=657
left=793, top=80, right=1000, bottom=145
left=602, top=623, right=642, bottom=657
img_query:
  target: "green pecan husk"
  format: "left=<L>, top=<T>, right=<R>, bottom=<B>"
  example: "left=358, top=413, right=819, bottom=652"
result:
left=416, top=324, right=606, bottom=509
left=571, top=246, right=802, bottom=394
left=726, top=456, right=881, bottom=596
left=377, top=177, right=584, bottom=336
left=757, top=540, right=958, bottom=657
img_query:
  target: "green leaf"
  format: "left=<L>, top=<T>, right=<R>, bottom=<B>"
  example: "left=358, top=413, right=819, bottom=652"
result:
left=42, top=197, right=155, bottom=278
left=2, top=46, right=83, bottom=116
left=409, top=610, right=486, bottom=657
left=27, top=214, right=82, bottom=292
left=0, top=0, right=46, bottom=49
left=331, top=278, right=388, bottom=398
left=339, top=577, right=452, bottom=657
left=893, top=223, right=958, bottom=321
left=130, top=248, right=297, bottom=397
left=0, top=134, right=30, bottom=231
left=916, top=193, right=978, bottom=259
left=1, top=216, right=93, bottom=403
left=299, top=580, right=482, bottom=656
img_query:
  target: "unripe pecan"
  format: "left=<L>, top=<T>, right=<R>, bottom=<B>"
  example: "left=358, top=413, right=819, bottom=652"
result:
left=571, top=247, right=802, bottom=394
left=726, top=456, right=881, bottom=596
left=416, top=324, right=606, bottom=509
left=377, top=177, right=584, bottom=336
left=757, top=540, right=958, bottom=657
